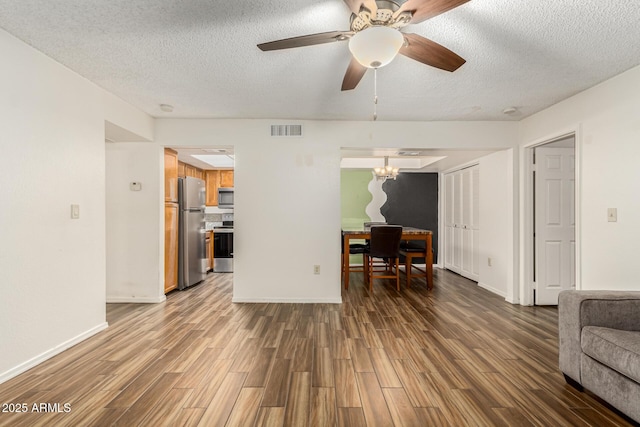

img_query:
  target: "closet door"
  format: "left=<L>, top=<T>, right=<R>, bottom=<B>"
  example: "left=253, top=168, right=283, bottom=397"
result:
left=461, top=168, right=473, bottom=276
left=471, top=166, right=480, bottom=279
left=444, top=173, right=455, bottom=270
left=460, top=166, right=480, bottom=281
left=452, top=171, right=463, bottom=274
left=445, top=165, right=480, bottom=282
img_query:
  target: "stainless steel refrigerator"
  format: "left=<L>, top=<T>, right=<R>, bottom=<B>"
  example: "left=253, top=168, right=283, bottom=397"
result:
left=178, top=176, right=206, bottom=289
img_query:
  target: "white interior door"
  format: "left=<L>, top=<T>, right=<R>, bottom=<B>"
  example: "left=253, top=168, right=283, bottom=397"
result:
left=444, top=166, right=479, bottom=281
left=444, top=173, right=454, bottom=269
left=461, top=167, right=479, bottom=281
left=452, top=172, right=463, bottom=272
left=535, top=147, right=575, bottom=305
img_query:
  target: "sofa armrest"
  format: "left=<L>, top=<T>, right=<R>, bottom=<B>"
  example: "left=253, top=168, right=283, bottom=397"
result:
left=558, top=290, right=640, bottom=384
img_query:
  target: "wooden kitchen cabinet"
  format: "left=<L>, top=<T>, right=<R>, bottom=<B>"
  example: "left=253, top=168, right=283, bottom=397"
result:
left=205, top=170, right=220, bottom=206
left=205, top=231, right=212, bottom=272
left=220, top=170, right=234, bottom=188
left=179, top=160, right=206, bottom=181
left=185, top=164, right=197, bottom=179
left=205, top=170, right=234, bottom=206
left=164, top=148, right=178, bottom=202
left=210, top=232, right=215, bottom=271
left=205, top=231, right=215, bottom=272
left=164, top=202, right=179, bottom=293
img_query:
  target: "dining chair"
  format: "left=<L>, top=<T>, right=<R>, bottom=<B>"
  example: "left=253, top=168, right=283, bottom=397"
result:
left=399, top=241, right=431, bottom=287
left=341, top=231, right=368, bottom=282
left=364, top=225, right=403, bottom=292
left=362, top=221, right=387, bottom=268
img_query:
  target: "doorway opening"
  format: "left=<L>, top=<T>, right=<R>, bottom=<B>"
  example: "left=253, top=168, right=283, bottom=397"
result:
left=523, top=133, right=579, bottom=305
left=171, top=146, right=235, bottom=288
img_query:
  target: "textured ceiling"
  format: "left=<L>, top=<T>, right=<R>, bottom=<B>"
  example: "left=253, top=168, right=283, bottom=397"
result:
left=1, top=0, right=639, bottom=121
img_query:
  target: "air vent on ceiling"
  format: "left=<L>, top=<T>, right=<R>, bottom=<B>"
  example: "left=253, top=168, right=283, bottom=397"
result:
left=271, top=124, right=303, bottom=137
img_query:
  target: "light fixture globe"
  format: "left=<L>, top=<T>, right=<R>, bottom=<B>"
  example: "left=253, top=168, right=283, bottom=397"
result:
left=348, top=26, right=404, bottom=68
left=373, top=156, right=400, bottom=181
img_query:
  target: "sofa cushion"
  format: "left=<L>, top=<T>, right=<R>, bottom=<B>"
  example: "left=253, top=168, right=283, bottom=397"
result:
left=581, top=326, right=640, bottom=383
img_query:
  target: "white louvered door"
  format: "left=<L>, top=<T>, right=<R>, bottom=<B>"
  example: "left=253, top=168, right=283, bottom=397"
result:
left=444, top=165, right=479, bottom=281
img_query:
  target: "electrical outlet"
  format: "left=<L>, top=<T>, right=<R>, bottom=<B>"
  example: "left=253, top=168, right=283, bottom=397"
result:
left=608, top=208, right=617, bottom=222
left=488, top=257, right=492, bottom=267
left=313, top=265, right=320, bottom=275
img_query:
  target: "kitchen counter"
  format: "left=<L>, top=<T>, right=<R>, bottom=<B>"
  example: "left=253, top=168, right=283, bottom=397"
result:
left=212, top=228, right=233, bottom=233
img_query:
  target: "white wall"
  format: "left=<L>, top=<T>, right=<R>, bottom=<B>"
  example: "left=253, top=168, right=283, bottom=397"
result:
left=477, top=149, right=516, bottom=300
left=106, top=143, right=164, bottom=303
left=0, top=29, right=107, bottom=381
left=155, top=119, right=519, bottom=303
left=0, top=29, right=153, bottom=383
left=103, top=91, right=154, bottom=143
left=520, top=65, right=640, bottom=291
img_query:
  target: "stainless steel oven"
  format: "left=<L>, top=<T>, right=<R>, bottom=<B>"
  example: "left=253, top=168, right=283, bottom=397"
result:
left=213, top=229, right=233, bottom=272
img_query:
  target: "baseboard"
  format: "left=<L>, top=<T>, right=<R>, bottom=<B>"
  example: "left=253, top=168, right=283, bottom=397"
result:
left=0, top=322, right=109, bottom=385
left=478, top=281, right=507, bottom=298
left=106, top=295, right=166, bottom=304
left=232, top=297, right=343, bottom=304
left=505, top=295, right=519, bottom=305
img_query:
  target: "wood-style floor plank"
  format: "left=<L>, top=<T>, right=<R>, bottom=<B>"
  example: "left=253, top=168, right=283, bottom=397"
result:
left=196, top=372, right=246, bottom=426
left=255, top=407, right=285, bottom=427
left=356, top=372, right=395, bottom=426
left=333, top=359, right=362, bottom=408
left=283, top=372, right=311, bottom=426
left=0, top=269, right=635, bottom=427
left=224, top=387, right=263, bottom=427
left=310, top=387, right=337, bottom=426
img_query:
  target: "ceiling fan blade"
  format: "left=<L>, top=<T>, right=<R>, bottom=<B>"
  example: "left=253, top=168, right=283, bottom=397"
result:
left=399, top=33, right=465, bottom=72
left=258, top=31, right=351, bottom=51
left=342, top=57, right=367, bottom=91
left=343, top=0, right=378, bottom=15
left=394, top=0, right=470, bottom=24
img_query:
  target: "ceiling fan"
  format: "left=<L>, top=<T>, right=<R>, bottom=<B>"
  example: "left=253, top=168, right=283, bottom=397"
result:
left=258, top=0, right=469, bottom=91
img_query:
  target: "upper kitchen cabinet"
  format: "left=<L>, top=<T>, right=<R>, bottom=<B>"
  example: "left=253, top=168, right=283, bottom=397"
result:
left=185, top=164, right=197, bottom=179
left=178, top=161, right=205, bottom=180
left=205, top=170, right=220, bottom=206
left=220, top=170, right=234, bottom=188
left=164, top=148, right=178, bottom=202
left=205, top=170, right=234, bottom=206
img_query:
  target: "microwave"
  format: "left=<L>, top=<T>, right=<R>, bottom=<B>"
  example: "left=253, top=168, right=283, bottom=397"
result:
left=218, top=187, right=234, bottom=208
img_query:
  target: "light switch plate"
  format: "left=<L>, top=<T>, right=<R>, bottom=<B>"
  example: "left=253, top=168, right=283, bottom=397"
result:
left=130, top=182, right=142, bottom=191
left=71, top=204, right=80, bottom=219
left=608, top=208, right=617, bottom=222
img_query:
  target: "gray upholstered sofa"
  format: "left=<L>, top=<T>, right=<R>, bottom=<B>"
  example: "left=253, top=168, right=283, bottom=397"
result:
left=558, top=290, right=640, bottom=423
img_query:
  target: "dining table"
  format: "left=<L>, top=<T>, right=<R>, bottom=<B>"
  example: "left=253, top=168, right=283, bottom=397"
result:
left=342, top=226, right=433, bottom=290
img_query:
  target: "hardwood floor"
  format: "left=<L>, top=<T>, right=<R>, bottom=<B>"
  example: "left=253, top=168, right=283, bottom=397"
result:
left=0, top=269, right=634, bottom=426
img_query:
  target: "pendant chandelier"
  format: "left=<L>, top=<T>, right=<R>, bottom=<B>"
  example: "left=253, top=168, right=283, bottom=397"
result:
left=374, top=156, right=399, bottom=181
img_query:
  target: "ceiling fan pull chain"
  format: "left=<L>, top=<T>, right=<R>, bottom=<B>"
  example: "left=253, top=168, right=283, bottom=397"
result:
left=373, top=67, right=378, bottom=121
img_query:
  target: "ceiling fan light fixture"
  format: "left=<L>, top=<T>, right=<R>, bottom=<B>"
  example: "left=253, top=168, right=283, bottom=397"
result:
left=348, top=26, right=404, bottom=68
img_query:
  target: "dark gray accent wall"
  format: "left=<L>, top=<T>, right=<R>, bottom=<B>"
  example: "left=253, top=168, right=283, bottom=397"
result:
left=380, top=173, right=438, bottom=263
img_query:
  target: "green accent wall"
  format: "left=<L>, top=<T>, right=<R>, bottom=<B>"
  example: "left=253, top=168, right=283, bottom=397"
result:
left=341, top=170, right=372, bottom=264
left=341, top=170, right=373, bottom=228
